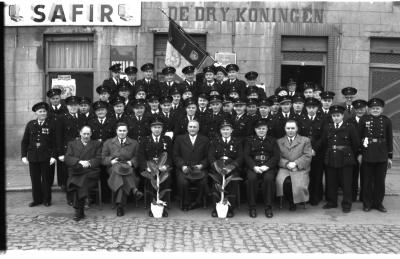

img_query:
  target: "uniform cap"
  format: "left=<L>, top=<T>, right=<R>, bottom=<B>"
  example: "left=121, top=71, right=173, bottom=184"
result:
left=32, top=102, right=49, bottom=112
left=46, top=88, right=62, bottom=98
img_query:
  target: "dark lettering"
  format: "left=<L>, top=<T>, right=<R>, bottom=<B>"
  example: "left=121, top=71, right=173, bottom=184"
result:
left=89, top=4, right=93, bottom=22
left=206, top=7, right=216, bottom=21
left=180, top=6, right=189, bottom=21
left=248, top=8, right=257, bottom=22
left=169, top=6, right=177, bottom=20
left=314, top=9, right=323, bottom=23
left=302, top=8, right=312, bottom=23
left=32, top=5, right=45, bottom=22
left=72, top=4, right=83, bottom=22
left=279, top=8, right=288, bottom=23
left=195, top=7, right=204, bottom=21
left=260, top=8, right=269, bottom=22
left=101, top=5, right=113, bottom=22
left=290, top=9, right=300, bottom=23
left=272, top=8, right=276, bottom=22
left=50, top=4, right=66, bottom=22
left=221, top=7, right=229, bottom=21
left=237, top=8, right=247, bottom=21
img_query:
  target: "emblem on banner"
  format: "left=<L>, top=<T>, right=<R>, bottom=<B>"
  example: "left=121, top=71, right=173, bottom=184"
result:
left=190, top=50, right=199, bottom=61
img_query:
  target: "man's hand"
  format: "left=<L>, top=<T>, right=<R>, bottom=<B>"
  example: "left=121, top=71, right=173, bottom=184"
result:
left=253, top=166, right=263, bottom=174
left=111, top=158, right=119, bottom=165
left=21, top=157, right=28, bottom=165
left=126, top=161, right=132, bottom=167
left=311, top=149, right=316, bottom=157
left=194, top=164, right=203, bottom=170
left=260, top=165, right=269, bottom=172
left=182, top=166, right=189, bottom=174
left=50, top=157, right=56, bottom=165
left=287, top=162, right=297, bottom=170
left=79, top=160, right=91, bottom=168
left=388, top=159, right=392, bottom=170
left=58, top=155, right=65, bottom=162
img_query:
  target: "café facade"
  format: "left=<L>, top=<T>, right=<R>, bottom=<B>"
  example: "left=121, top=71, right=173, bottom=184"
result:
left=5, top=1, right=400, bottom=166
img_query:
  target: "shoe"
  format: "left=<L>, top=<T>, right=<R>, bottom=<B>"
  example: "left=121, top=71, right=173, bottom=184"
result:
left=227, top=208, right=234, bottom=218
left=265, top=207, right=273, bottom=218
left=149, top=210, right=153, bottom=217
left=323, top=203, right=338, bottom=209
left=363, top=206, right=371, bottom=212
left=375, top=204, right=387, bottom=213
left=188, top=202, right=200, bottom=210
left=43, top=202, right=51, bottom=207
left=73, top=209, right=82, bottom=221
left=162, top=210, right=168, bottom=217
left=116, top=206, right=124, bottom=217
left=211, top=210, right=217, bottom=217
left=28, top=202, right=41, bottom=207
left=134, top=190, right=143, bottom=200
left=249, top=208, right=257, bottom=218
left=342, top=207, right=351, bottom=213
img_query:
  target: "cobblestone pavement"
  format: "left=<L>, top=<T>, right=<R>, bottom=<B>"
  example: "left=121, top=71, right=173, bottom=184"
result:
left=6, top=192, right=400, bottom=253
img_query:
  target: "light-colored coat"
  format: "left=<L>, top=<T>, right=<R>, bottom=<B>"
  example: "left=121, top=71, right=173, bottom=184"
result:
left=276, top=135, right=312, bottom=204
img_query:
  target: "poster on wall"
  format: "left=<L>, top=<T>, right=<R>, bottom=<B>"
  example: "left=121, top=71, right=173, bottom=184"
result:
left=5, top=0, right=141, bottom=26
left=110, top=46, right=137, bottom=80
left=51, top=75, right=76, bottom=99
left=215, top=52, right=236, bottom=67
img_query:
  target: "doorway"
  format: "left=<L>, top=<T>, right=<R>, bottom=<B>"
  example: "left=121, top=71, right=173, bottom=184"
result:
left=281, top=65, right=325, bottom=93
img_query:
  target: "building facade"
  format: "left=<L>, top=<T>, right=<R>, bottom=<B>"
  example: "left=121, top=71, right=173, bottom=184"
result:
left=5, top=1, right=400, bottom=168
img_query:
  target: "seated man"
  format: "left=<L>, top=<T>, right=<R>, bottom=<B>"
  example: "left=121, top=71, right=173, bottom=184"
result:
left=244, top=119, right=280, bottom=218
left=64, top=125, right=102, bottom=221
left=173, top=120, right=210, bottom=211
left=101, top=122, right=143, bottom=216
left=276, top=120, right=312, bottom=211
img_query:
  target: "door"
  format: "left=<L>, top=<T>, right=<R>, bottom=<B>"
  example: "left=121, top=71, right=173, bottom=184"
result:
left=281, top=65, right=325, bottom=92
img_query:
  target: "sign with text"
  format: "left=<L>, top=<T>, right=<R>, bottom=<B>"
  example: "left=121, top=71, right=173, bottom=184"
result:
left=110, top=46, right=137, bottom=80
left=5, top=0, right=141, bottom=26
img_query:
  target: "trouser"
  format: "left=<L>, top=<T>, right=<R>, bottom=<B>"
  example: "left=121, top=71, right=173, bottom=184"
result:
left=352, top=160, right=365, bottom=201
left=283, top=176, right=294, bottom=205
left=71, top=189, right=86, bottom=209
left=246, top=169, right=276, bottom=208
left=362, top=162, right=387, bottom=208
left=176, top=172, right=207, bottom=207
left=100, top=165, right=111, bottom=203
left=326, top=166, right=353, bottom=209
left=49, top=158, right=63, bottom=186
left=29, top=161, right=52, bottom=204
left=58, top=161, right=68, bottom=187
left=308, top=156, right=324, bottom=203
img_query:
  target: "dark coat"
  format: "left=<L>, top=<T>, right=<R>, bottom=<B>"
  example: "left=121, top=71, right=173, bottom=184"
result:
left=173, top=134, right=210, bottom=171
left=87, top=117, right=116, bottom=142
left=270, top=111, right=299, bottom=139
left=56, top=113, right=86, bottom=155
left=21, top=118, right=56, bottom=162
left=232, top=113, right=253, bottom=139
left=222, top=79, right=247, bottom=98
left=136, top=78, right=161, bottom=97
left=201, top=110, right=230, bottom=140
left=173, top=113, right=202, bottom=137
left=127, top=114, right=151, bottom=143
left=138, top=135, right=173, bottom=171
left=244, top=135, right=280, bottom=169
left=298, top=114, right=324, bottom=155
left=198, top=81, right=223, bottom=96
left=47, top=104, right=68, bottom=123
left=208, top=136, right=243, bottom=168
left=102, top=78, right=120, bottom=100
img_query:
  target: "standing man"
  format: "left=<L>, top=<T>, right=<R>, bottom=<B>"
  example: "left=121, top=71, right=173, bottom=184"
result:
left=127, top=99, right=151, bottom=143
left=180, top=66, right=199, bottom=98
left=244, top=119, right=280, bottom=218
left=137, top=63, right=160, bottom=97
left=170, top=86, right=184, bottom=117
left=21, top=102, right=56, bottom=207
left=173, top=120, right=210, bottom=211
left=202, top=95, right=228, bottom=141
left=78, top=97, right=94, bottom=121
left=322, top=105, right=359, bottom=213
left=124, top=66, right=138, bottom=98
left=245, top=71, right=267, bottom=99
left=319, top=91, right=335, bottom=126
left=200, top=66, right=223, bottom=96
left=174, top=97, right=201, bottom=137
left=287, top=78, right=298, bottom=96
left=159, top=96, right=175, bottom=138
left=303, top=83, right=314, bottom=99
left=102, top=63, right=122, bottom=100
left=292, top=94, right=306, bottom=117
left=222, top=64, right=246, bottom=98
left=160, top=66, right=177, bottom=97
left=214, top=65, right=227, bottom=85
left=359, top=98, right=393, bottom=212
left=232, top=98, right=252, bottom=142
left=341, top=87, right=357, bottom=122
left=270, top=95, right=298, bottom=139
left=64, top=125, right=102, bottom=221
left=96, top=85, right=114, bottom=115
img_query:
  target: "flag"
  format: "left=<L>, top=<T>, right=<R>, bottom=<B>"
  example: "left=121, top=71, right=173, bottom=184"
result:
left=165, top=20, right=214, bottom=78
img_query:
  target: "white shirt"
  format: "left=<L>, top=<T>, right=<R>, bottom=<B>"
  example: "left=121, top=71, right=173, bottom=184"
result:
left=199, top=107, right=206, bottom=113
left=230, top=79, right=236, bottom=84
left=163, top=112, right=170, bottom=118
left=187, top=115, right=194, bottom=121
left=152, top=135, right=160, bottom=143
left=335, top=121, right=343, bottom=129
left=282, top=112, right=290, bottom=118
left=98, top=118, right=105, bottom=124
left=308, top=115, right=315, bottom=121
left=113, top=77, right=119, bottom=85
left=151, top=110, right=159, bottom=114
left=52, top=104, right=61, bottom=110
left=223, top=137, right=231, bottom=143
left=38, top=120, right=44, bottom=126
left=236, top=113, right=244, bottom=120
left=322, top=108, right=329, bottom=114
left=118, top=138, right=126, bottom=145
left=189, top=135, right=197, bottom=145
left=207, top=81, right=214, bottom=87
left=288, top=136, right=296, bottom=144
left=145, top=79, right=151, bottom=84
left=355, top=116, right=360, bottom=123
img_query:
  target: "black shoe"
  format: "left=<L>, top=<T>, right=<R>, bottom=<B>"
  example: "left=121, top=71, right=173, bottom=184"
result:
left=211, top=210, right=217, bottom=217
left=227, top=208, right=234, bottom=218
left=162, top=210, right=168, bottom=217
left=289, top=203, right=297, bottom=211
left=265, top=207, right=273, bottom=218
left=182, top=206, right=189, bottom=212
left=375, top=204, right=387, bottom=213
left=363, top=206, right=371, bottom=212
left=249, top=208, right=257, bottom=218
left=149, top=210, right=153, bottom=217
left=116, top=206, right=124, bottom=217
left=342, top=207, right=351, bottom=213
left=28, top=202, right=41, bottom=207
left=43, top=202, right=51, bottom=207
left=323, top=203, right=338, bottom=209
left=134, top=190, right=143, bottom=200
left=73, top=209, right=82, bottom=221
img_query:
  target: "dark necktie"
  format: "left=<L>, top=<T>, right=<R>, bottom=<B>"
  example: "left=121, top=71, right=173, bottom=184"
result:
left=155, top=137, right=159, bottom=143
left=347, top=105, right=351, bottom=112
left=54, top=106, right=58, bottom=111
left=189, top=116, right=193, bottom=121
left=120, top=139, right=124, bottom=147
left=165, top=113, right=169, bottom=119
left=335, top=123, right=339, bottom=129
left=224, top=138, right=228, bottom=144
left=138, top=116, right=141, bottom=122
left=289, top=138, right=293, bottom=145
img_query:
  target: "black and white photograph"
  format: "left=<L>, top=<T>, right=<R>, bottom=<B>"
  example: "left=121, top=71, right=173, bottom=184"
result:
left=2, top=0, right=400, bottom=256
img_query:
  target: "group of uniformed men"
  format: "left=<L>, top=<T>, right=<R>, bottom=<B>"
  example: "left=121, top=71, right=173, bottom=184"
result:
left=21, top=61, right=393, bottom=221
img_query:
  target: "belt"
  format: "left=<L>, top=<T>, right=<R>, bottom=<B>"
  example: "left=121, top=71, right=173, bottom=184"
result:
left=371, top=138, right=386, bottom=143
left=331, top=145, right=346, bottom=150
left=254, top=155, right=267, bottom=160
left=220, top=156, right=230, bottom=160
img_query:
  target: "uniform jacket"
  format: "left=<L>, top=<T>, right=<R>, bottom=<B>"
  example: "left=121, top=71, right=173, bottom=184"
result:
left=87, top=116, right=116, bottom=142
left=298, top=114, right=324, bottom=155
left=179, top=80, right=201, bottom=98
left=222, top=79, right=246, bottom=98
left=138, top=135, right=173, bottom=171
left=208, top=136, right=243, bottom=168
left=126, top=114, right=151, bottom=143
left=244, top=135, right=280, bottom=169
left=173, top=134, right=210, bottom=170
left=21, top=118, right=56, bottom=162
left=102, top=77, right=120, bottom=100
left=101, top=136, right=139, bottom=169
left=136, top=78, right=161, bottom=97
left=270, top=111, right=299, bottom=139
left=201, top=110, right=230, bottom=140
left=322, top=122, right=360, bottom=168
left=340, top=102, right=356, bottom=122
left=359, top=114, right=393, bottom=162
left=47, top=104, right=68, bottom=123
left=232, top=113, right=252, bottom=139
left=173, top=113, right=202, bottom=137
left=159, top=81, right=179, bottom=97
left=198, top=81, right=223, bottom=96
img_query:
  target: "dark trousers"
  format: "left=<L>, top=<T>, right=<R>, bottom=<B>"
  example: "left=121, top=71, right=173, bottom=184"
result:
left=176, top=172, right=207, bottom=207
left=283, top=176, right=294, bottom=205
left=113, top=174, right=139, bottom=207
left=326, top=166, right=353, bottom=209
left=71, top=188, right=86, bottom=209
left=352, top=160, right=364, bottom=201
left=308, top=156, right=324, bottom=204
left=246, top=169, right=276, bottom=208
left=29, top=162, right=52, bottom=204
left=362, top=162, right=387, bottom=208
left=100, top=165, right=111, bottom=203
left=49, top=158, right=63, bottom=187
left=58, top=161, right=68, bottom=187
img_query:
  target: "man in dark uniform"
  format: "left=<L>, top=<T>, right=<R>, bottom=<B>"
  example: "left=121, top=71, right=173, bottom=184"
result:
left=232, top=97, right=252, bottom=142
left=269, top=95, right=280, bottom=117
left=303, top=82, right=315, bottom=99
left=138, top=117, right=173, bottom=217
left=257, top=98, right=275, bottom=134
left=359, top=98, right=393, bottom=212
left=133, top=84, right=148, bottom=101
left=199, top=66, right=223, bottom=96
left=102, top=63, right=122, bottom=100
left=124, top=66, right=138, bottom=98
left=21, top=102, right=57, bottom=207
left=246, top=98, right=259, bottom=132
left=180, top=65, right=200, bottom=98
left=96, top=85, right=114, bottom=116
left=222, top=64, right=246, bottom=98
left=146, top=94, right=162, bottom=118
left=214, top=65, right=227, bottom=85
left=313, top=84, right=324, bottom=101
left=56, top=96, right=87, bottom=201
left=197, top=93, right=210, bottom=121
left=78, top=97, right=94, bottom=121
left=222, top=96, right=235, bottom=118
left=159, top=96, right=175, bottom=138
left=245, top=71, right=267, bottom=99
left=208, top=119, right=243, bottom=218
left=341, top=87, right=357, bottom=122
left=170, top=86, right=184, bottom=117
left=110, top=96, right=132, bottom=123
left=322, top=105, right=359, bottom=213
left=270, top=95, right=298, bottom=139
left=117, top=84, right=133, bottom=116
left=287, top=78, right=299, bottom=96
left=244, top=118, right=280, bottom=218
left=347, top=99, right=368, bottom=202
left=47, top=88, right=67, bottom=121
left=137, top=63, right=161, bottom=97
left=174, top=97, right=201, bottom=137
left=319, top=91, right=335, bottom=126
left=298, top=97, right=325, bottom=205
left=292, top=93, right=306, bottom=118
left=127, top=99, right=151, bottom=143
left=87, top=101, right=116, bottom=203
left=160, top=66, right=178, bottom=97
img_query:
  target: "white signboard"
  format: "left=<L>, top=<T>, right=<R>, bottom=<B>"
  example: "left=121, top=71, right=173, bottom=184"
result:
left=5, top=0, right=141, bottom=26
left=52, top=76, right=76, bottom=99
left=215, top=52, right=236, bottom=67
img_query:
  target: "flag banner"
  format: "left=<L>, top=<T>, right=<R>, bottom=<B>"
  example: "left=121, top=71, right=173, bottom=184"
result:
left=165, top=41, right=192, bottom=79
